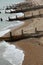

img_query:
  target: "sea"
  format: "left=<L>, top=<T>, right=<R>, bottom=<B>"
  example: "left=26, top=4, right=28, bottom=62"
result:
left=0, top=41, right=24, bottom=65
left=0, top=0, right=25, bottom=9
left=0, top=0, right=25, bottom=65
left=0, top=0, right=25, bottom=36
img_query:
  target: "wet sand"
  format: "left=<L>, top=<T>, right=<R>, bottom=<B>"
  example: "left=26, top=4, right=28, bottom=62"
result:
left=4, top=9, right=43, bottom=36
left=10, top=9, right=43, bottom=65
left=10, top=38, right=43, bottom=65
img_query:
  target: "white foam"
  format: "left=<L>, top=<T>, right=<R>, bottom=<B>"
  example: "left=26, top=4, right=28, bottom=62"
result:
left=16, top=13, right=24, bottom=18
left=10, top=12, right=24, bottom=18
left=0, top=41, right=25, bottom=65
left=0, top=29, right=10, bottom=37
left=3, top=45, right=24, bottom=65
left=0, top=21, right=24, bottom=37
left=5, top=10, right=11, bottom=13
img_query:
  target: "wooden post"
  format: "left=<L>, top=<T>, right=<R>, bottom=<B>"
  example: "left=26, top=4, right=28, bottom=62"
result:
left=21, top=7, right=22, bottom=10
left=16, top=15, right=17, bottom=19
left=8, top=17, right=10, bottom=21
left=39, top=10, right=41, bottom=16
left=32, top=12, right=33, bottom=16
left=24, top=13, right=25, bottom=17
left=10, top=32, right=13, bottom=40
left=21, top=29, right=24, bottom=35
left=35, top=27, right=37, bottom=33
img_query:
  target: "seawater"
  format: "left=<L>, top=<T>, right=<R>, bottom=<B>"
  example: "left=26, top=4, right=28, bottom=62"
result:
left=0, top=0, right=25, bottom=65
left=0, top=0, right=25, bottom=9
left=0, top=41, right=24, bottom=65
left=0, top=0, right=25, bottom=36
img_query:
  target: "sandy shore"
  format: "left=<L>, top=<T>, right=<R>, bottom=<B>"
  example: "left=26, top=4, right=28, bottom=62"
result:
left=3, top=1, right=43, bottom=65
left=4, top=9, right=43, bottom=36
left=10, top=38, right=43, bottom=65
left=8, top=9, right=43, bottom=65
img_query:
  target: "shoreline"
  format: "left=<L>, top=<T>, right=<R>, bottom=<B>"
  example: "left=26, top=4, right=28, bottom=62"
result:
left=0, top=0, right=43, bottom=65
left=9, top=7, right=43, bottom=65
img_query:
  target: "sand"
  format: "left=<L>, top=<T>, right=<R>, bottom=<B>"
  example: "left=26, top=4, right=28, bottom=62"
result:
left=12, top=9, right=43, bottom=65
left=3, top=1, right=43, bottom=65
left=10, top=38, right=43, bottom=65
left=8, top=9, right=43, bottom=65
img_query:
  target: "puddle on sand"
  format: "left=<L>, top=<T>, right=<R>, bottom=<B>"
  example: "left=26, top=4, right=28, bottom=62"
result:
left=0, top=41, right=24, bottom=65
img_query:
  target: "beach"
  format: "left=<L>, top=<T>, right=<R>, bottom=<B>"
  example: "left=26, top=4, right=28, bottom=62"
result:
left=4, top=9, right=43, bottom=65
left=8, top=1, right=43, bottom=65
left=12, top=38, right=43, bottom=65
left=0, top=0, right=43, bottom=65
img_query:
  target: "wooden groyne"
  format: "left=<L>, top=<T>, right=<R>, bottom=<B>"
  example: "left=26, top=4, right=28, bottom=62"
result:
left=5, top=5, right=43, bottom=13
left=0, top=28, right=43, bottom=42
left=8, top=14, right=43, bottom=21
